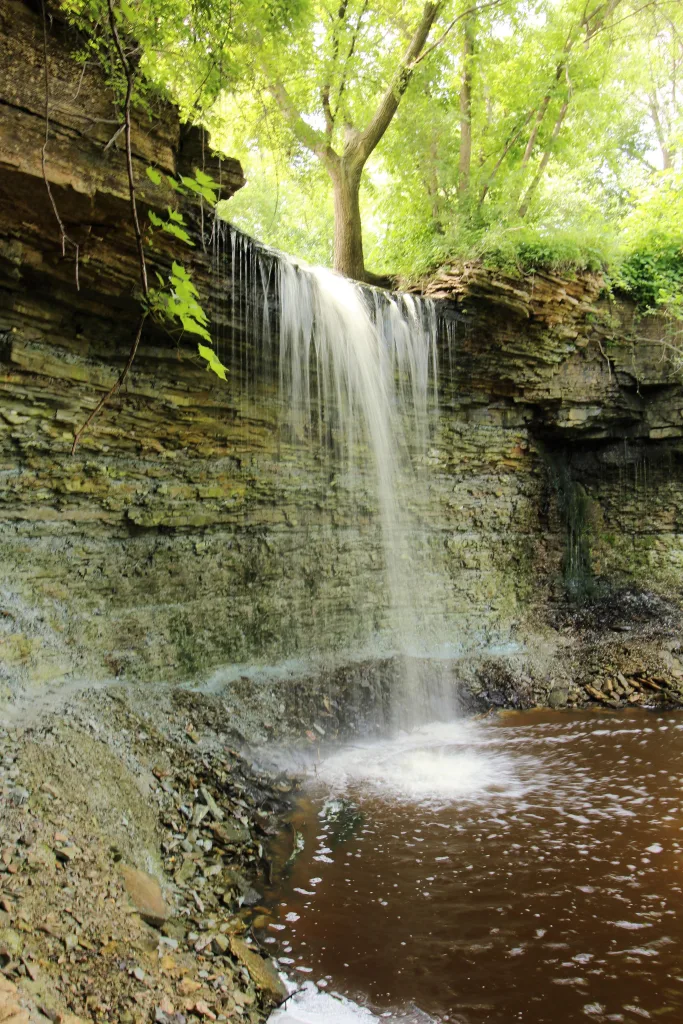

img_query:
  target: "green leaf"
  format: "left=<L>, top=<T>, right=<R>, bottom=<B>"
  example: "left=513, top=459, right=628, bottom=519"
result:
left=194, top=169, right=220, bottom=188
left=166, top=176, right=186, bottom=195
left=162, top=222, right=194, bottom=246
left=148, top=210, right=163, bottom=227
left=180, top=315, right=212, bottom=341
left=146, top=166, right=162, bottom=185
left=198, top=343, right=228, bottom=380
left=181, top=175, right=217, bottom=206
left=171, top=261, right=191, bottom=282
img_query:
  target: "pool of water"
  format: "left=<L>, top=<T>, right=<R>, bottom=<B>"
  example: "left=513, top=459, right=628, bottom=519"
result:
left=263, top=709, right=683, bottom=1023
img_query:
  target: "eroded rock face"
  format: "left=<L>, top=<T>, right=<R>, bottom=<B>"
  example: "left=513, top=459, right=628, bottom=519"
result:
left=2, top=1, right=683, bottom=709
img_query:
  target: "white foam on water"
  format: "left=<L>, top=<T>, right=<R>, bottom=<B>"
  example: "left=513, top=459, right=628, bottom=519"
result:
left=313, top=720, right=545, bottom=806
left=269, top=982, right=435, bottom=1024
left=268, top=983, right=380, bottom=1023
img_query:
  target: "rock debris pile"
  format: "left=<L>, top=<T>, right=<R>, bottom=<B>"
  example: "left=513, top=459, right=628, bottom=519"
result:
left=582, top=670, right=683, bottom=709
left=0, top=687, right=295, bottom=1024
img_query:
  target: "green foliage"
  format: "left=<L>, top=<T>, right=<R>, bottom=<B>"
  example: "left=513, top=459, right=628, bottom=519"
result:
left=60, top=0, right=683, bottom=300
left=144, top=169, right=228, bottom=380
left=220, top=150, right=334, bottom=266
left=613, top=171, right=683, bottom=318
left=148, top=209, right=195, bottom=246
left=477, top=226, right=612, bottom=277
left=60, top=0, right=309, bottom=125
left=616, top=236, right=683, bottom=313
left=214, top=0, right=683, bottom=289
left=150, top=261, right=211, bottom=342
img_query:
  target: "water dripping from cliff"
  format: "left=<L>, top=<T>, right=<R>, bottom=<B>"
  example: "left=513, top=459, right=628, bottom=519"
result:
left=211, top=222, right=455, bottom=725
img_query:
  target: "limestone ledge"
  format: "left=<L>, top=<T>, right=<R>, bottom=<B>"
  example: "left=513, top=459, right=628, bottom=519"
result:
left=433, top=262, right=683, bottom=442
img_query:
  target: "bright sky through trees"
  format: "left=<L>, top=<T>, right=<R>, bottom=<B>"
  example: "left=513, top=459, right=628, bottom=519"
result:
left=62, top=0, right=682, bottom=307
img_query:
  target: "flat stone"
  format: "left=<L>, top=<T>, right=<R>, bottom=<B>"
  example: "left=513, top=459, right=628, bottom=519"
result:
left=120, top=865, right=170, bottom=928
left=199, top=786, right=224, bottom=821
left=212, top=933, right=229, bottom=954
left=174, top=857, right=197, bottom=886
left=229, top=937, right=287, bottom=1005
left=212, top=820, right=250, bottom=845
left=178, top=978, right=202, bottom=996
left=55, top=845, right=81, bottom=862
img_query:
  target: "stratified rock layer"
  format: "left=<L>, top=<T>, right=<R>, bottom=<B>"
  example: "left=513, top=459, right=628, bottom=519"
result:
left=3, top=0, right=683, bottom=707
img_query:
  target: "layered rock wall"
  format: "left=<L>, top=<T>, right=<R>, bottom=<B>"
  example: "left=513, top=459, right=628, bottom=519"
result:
left=2, top=0, right=683, bottom=707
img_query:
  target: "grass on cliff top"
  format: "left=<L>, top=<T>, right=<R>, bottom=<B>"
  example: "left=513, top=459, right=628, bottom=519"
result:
left=394, top=218, right=683, bottom=324
left=389, top=174, right=683, bottom=322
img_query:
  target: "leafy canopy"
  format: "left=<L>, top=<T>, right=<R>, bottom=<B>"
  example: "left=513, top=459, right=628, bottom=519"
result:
left=61, top=0, right=683, bottom=309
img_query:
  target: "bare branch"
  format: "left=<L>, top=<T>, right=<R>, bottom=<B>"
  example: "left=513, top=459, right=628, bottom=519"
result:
left=71, top=313, right=147, bottom=455
left=105, top=0, right=148, bottom=298
left=40, top=0, right=80, bottom=290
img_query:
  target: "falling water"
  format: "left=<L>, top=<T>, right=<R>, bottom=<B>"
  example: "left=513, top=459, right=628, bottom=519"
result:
left=211, top=221, right=455, bottom=723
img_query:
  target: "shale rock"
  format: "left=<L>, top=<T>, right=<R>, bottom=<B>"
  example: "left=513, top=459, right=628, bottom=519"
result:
left=229, top=937, right=288, bottom=1005
left=120, top=865, right=170, bottom=928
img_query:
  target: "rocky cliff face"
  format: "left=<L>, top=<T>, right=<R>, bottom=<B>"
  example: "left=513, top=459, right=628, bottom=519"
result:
left=2, top=0, right=683, bottom=715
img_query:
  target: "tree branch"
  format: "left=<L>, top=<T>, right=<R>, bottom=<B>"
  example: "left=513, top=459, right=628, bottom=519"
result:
left=478, top=109, right=535, bottom=207
left=333, top=0, right=368, bottom=121
left=268, top=79, right=339, bottom=166
left=72, top=0, right=151, bottom=454
left=41, top=0, right=80, bottom=290
left=71, top=312, right=148, bottom=455
left=518, top=93, right=571, bottom=218
left=519, top=54, right=569, bottom=171
left=414, top=0, right=503, bottom=67
left=322, top=85, right=334, bottom=137
left=352, top=1, right=442, bottom=167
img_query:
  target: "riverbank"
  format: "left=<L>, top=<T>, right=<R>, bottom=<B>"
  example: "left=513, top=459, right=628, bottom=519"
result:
left=0, top=685, right=295, bottom=1024
left=3, top=664, right=683, bottom=1024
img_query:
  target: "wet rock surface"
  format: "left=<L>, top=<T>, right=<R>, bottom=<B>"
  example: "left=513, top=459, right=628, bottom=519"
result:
left=0, top=687, right=296, bottom=1024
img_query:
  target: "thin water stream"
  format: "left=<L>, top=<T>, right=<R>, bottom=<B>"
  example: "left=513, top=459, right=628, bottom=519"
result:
left=263, top=710, right=683, bottom=1024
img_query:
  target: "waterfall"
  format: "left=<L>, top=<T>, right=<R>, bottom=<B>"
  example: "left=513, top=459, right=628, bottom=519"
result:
left=211, top=221, right=455, bottom=724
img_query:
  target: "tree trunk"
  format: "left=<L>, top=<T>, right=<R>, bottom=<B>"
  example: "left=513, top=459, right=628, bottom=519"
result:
left=458, top=15, right=475, bottom=197
left=331, top=160, right=365, bottom=280
left=268, top=3, right=442, bottom=284
left=649, top=96, right=673, bottom=170
left=518, top=98, right=569, bottom=218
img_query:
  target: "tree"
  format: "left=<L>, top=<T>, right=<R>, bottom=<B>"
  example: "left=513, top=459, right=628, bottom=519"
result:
left=61, top=0, right=683, bottom=289
left=258, top=1, right=446, bottom=281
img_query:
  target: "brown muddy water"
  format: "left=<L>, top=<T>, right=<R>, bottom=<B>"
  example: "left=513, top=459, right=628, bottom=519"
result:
left=264, top=709, right=683, bottom=1024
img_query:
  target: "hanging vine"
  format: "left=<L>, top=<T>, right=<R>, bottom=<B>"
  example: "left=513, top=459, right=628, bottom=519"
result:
left=41, top=0, right=81, bottom=289
left=69, top=0, right=227, bottom=454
